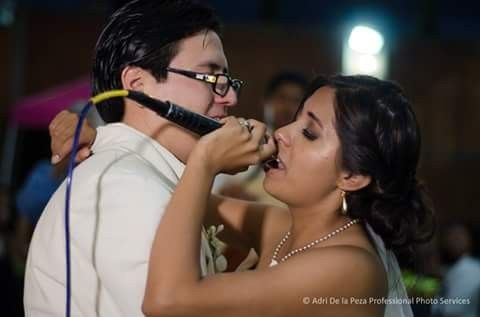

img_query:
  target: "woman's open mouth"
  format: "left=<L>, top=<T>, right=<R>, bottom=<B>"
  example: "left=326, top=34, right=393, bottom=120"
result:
left=263, top=156, right=286, bottom=172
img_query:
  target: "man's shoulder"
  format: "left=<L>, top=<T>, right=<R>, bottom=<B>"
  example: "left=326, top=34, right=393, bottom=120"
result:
left=78, top=149, right=175, bottom=192
left=90, top=123, right=182, bottom=184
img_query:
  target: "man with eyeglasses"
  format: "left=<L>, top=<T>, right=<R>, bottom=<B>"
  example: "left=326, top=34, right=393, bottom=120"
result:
left=165, top=67, right=244, bottom=98
left=24, top=1, right=266, bottom=316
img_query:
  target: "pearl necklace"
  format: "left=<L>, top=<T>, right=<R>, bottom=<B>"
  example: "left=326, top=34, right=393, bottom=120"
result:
left=269, top=219, right=360, bottom=267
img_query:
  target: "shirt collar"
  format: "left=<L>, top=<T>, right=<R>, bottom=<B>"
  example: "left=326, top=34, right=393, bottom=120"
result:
left=92, top=123, right=186, bottom=182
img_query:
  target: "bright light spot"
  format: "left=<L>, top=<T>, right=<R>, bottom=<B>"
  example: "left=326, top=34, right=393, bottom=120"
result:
left=357, top=54, right=379, bottom=73
left=342, top=48, right=386, bottom=78
left=348, top=25, right=384, bottom=55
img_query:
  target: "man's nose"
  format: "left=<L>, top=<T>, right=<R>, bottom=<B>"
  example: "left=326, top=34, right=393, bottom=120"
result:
left=217, top=87, right=238, bottom=107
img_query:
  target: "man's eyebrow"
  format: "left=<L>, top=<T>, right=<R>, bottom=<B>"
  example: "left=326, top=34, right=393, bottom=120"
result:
left=307, top=111, right=324, bottom=129
left=198, top=62, right=228, bottom=73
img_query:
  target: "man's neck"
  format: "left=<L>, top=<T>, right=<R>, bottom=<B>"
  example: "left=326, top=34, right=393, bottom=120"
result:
left=121, top=116, right=190, bottom=164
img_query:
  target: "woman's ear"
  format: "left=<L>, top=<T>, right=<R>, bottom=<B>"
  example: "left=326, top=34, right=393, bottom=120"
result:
left=120, top=66, right=145, bottom=91
left=337, top=171, right=371, bottom=192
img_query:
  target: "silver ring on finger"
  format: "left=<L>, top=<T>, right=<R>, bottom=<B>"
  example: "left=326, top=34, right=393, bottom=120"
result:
left=243, top=120, right=253, bottom=133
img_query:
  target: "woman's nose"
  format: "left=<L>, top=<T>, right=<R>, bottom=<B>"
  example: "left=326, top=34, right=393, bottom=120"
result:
left=274, top=127, right=291, bottom=147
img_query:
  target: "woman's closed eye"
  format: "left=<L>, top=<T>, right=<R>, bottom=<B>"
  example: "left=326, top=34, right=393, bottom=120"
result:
left=302, top=128, right=317, bottom=140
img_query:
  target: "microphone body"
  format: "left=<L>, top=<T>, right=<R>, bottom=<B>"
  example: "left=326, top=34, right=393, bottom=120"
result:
left=127, top=90, right=222, bottom=136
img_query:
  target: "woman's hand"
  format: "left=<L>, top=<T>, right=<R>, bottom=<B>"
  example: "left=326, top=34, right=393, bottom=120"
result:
left=189, top=117, right=276, bottom=176
left=49, top=110, right=97, bottom=164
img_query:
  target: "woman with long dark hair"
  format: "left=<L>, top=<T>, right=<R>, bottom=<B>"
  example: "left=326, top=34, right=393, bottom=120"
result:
left=140, top=75, right=434, bottom=317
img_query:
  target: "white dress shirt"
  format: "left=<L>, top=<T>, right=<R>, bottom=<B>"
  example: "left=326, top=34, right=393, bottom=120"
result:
left=24, top=123, right=216, bottom=317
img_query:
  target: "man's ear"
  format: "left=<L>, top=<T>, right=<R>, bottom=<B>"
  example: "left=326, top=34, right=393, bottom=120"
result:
left=120, top=66, right=144, bottom=91
left=337, top=171, right=371, bottom=192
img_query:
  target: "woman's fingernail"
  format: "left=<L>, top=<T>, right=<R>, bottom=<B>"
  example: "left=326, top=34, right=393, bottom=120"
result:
left=51, top=154, right=61, bottom=164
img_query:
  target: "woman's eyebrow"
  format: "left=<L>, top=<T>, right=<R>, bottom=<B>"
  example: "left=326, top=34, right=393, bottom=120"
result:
left=307, top=111, right=324, bottom=129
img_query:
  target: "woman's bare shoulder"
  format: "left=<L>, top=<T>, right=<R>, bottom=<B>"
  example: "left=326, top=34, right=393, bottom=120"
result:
left=304, top=245, right=388, bottom=298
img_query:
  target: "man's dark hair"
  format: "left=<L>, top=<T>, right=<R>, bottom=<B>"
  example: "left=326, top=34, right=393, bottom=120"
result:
left=92, top=0, right=222, bottom=122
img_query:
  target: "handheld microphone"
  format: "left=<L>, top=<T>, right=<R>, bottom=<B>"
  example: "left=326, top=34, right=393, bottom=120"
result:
left=127, top=90, right=222, bottom=136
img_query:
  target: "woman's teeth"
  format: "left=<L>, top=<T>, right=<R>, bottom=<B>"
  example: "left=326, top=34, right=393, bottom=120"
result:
left=263, top=157, right=285, bottom=171
left=263, top=158, right=277, bottom=171
left=276, top=158, right=285, bottom=169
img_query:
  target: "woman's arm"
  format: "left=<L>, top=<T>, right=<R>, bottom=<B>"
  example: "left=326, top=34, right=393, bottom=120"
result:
left=143, top=117, right=276, bottom=295
left=146, top=205, right=382, bottom=317
left=144, top=249, right=384, bottom=317
left=206, top=194, right=291, bottom=255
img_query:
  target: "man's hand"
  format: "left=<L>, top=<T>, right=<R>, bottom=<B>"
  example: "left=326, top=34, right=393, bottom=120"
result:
left=49, top=110, right=97, bottom=164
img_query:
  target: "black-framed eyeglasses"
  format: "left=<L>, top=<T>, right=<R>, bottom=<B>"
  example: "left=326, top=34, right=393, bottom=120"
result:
left=166, top=67, right=244, bottom=97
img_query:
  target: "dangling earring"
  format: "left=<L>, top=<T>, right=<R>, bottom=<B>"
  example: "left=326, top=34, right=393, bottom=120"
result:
left=341, top=191, right=348, bottom=216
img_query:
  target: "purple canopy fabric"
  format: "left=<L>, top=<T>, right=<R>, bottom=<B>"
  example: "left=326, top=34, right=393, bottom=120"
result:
left=11, top=77, right=91, bottom=128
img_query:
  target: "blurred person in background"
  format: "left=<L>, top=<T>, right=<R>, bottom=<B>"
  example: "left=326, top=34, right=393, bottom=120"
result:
left=10, top=102, right=101, bottom=276
left=263, top=72, right=308, bottom=132
left=5, top=160, right=67, bottom=317
left=432, top=223, right=480, bottom=317
left=10, top=159, right=67, bottom=271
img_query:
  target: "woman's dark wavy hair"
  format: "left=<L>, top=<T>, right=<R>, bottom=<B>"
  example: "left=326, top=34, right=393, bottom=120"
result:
left=300, top=75, right=435, bottom=257
left=92, top=0, right=221, bottom=123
